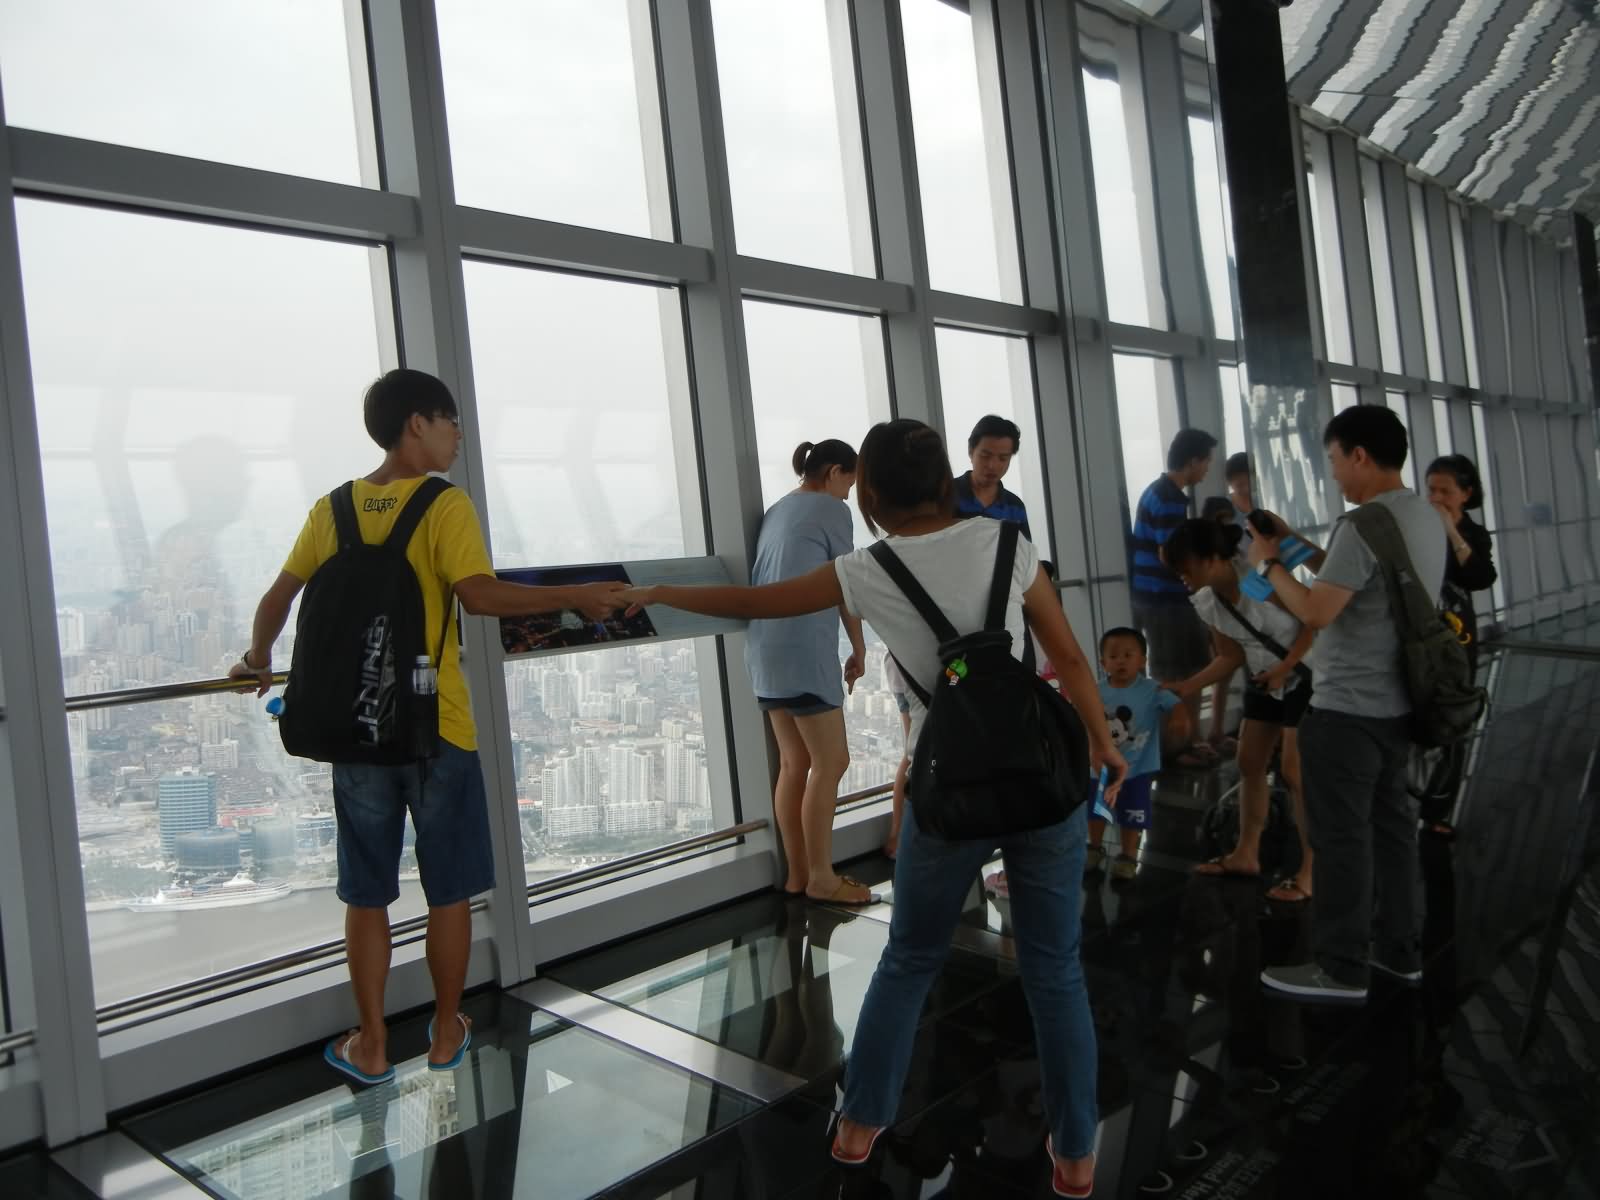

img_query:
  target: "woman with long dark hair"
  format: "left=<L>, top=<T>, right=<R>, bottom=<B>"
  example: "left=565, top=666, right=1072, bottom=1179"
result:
left=1424, top=454, right=1497, bottom=672
left=619, top=420, right=1124, bottom=1197
left=746, top=439, right=873, bottom=905
left=1162, top=518, right=1316, bottom=903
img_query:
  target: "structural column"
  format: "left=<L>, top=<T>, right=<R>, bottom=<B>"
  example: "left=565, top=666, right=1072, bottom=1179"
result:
left=1201, top=0, right=1333, bottom=532
left=1574, top=216, right=1600, bottom=425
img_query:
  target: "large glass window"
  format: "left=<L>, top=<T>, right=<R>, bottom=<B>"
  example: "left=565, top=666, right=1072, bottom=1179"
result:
left=1219, top=363, right=1247, bottom=459
left=1188, top=113, right=1236, bottom=340
left=508, top=639, right=726, bottom=879
left=1360, top=156, right=1403, bottom=373
left=743, top=301, right=897, bottom=794
left=712, top=0, right=873, bottom=275
left=1112, top=354, right=1171, bottom=505
left=16, top=200, right=396, bottom=1006
left=0, top=0, right=374, bottom=185
left=1384, top=392, right=1417, bottom=488
left=462, top=263, right=705, bottom=566
left=937, top=328, right=1051, bottom=562
left=1082, top=63, right=1162, bottom=327
left=437, top=0, right=672, bottom=239
left=901, top=0, right=1022, bottom=302
left=1408, top=180, right=1445, bottom=382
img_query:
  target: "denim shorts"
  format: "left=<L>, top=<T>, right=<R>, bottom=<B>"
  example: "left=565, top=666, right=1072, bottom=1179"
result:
left=331, top=740, right=496, bottom=908
left=757, top=693, right=839, bottom=717
left=1106, top=773, right=1155, bottom=829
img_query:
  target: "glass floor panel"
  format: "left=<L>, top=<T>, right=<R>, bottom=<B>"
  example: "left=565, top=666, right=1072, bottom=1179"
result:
left=0, top=1151, right=94, bottom=1200
left=548, top=892, right=1014, bottom=1079
left=122, top=992, right=760, bottom=1200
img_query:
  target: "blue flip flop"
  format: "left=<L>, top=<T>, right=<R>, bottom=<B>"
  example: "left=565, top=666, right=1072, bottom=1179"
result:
left=426, top=1013, right=472, bottom=1072
left=324, top=1033, right=395, bottom=1086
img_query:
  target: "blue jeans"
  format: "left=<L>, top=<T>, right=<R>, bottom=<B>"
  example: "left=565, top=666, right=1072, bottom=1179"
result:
left=842, top=802, right=1097, bottom=1157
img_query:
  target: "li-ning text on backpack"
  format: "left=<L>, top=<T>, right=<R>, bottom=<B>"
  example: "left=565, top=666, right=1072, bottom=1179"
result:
left=1347, top=502, right=1486, bottom=748
left=278, top=478, right=454, bottom=765
left=869, top=522, right=1090, bottom=840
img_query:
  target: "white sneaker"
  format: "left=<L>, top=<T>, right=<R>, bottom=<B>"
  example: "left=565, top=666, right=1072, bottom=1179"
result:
left=1370, top=958, right=1423, bottom=985
left=1261, top=963, right=1369, bottom=1003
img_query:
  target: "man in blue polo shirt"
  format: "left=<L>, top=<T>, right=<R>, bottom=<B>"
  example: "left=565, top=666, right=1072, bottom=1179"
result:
left=953, top=414, right=1032, bottom=539
left=1131, top=428, right=1216, bottom=765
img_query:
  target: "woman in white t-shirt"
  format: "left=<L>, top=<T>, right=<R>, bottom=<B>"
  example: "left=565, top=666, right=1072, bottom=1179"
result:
left=618, top=419, right=1124, bottom=1197
left=1161, top=518, right=1316, bottom=904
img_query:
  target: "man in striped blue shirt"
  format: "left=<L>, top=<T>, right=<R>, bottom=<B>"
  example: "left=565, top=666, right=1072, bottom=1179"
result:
left=953, top=415, right=1032, bottom=540
left=1131, top=428, right=1217, bottom=763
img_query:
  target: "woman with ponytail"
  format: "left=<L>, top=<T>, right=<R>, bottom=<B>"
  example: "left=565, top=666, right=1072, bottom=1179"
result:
left=1162, top=518, right=1317, bottom=903
left=745, top=438, right=875, bottom=906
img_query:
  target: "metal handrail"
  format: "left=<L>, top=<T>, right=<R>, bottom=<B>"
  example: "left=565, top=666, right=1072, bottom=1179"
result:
left=95, top=898, right=488, bottom=1025
left=0, top=1027, right=36, bottom=1055
left=1486, top=637, right=1600, bottom=661
left=836, top=783, right=893, bottom=807
left=526, top=820, right=768, bottom=897
left=65, top=672, right=288, bottom=712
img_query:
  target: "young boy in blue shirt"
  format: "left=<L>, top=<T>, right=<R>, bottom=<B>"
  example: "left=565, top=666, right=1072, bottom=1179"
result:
left=1090, top=627, right=1189, bottom=879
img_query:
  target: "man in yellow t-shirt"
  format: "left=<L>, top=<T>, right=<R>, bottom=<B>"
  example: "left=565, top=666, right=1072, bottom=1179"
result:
left=230, top=369, right=625, bottom=1086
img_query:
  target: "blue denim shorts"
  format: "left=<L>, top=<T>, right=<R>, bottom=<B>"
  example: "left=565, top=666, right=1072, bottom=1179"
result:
left=757, top=693, right=838, bottom=717
left=331, top=740, right=496, bottom=908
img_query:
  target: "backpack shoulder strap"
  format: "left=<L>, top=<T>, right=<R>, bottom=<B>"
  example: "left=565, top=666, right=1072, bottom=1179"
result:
left=329, top=482, right=361, bottom=550
left=385, top=476, right=454, bottom=551
left=1214, top=593, right=1311, bottom=681
left=984, top=521, right=1020, bottom=633
left=868, top=541, right=961, bottom=644
left=1347, top=502, right=1436, bottom=636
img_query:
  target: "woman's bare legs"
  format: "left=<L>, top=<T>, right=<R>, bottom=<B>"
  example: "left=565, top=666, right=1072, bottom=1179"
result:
left=768, top=710, right=812, bottom=894
left=1268, top=728, right=1314, bottom=900
left=794, top=708, right=867, bottom=902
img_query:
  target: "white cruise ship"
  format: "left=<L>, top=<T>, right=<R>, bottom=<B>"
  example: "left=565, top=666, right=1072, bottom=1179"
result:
left=124, top=874, right=293, bottom=913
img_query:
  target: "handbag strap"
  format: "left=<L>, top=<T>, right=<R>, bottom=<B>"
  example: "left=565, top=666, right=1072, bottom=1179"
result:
left=1214, top=592, right=1311, bottom=682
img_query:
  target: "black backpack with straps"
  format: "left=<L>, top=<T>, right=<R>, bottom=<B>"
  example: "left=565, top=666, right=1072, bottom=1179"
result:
left=869, top=522, right=1091, bottom=841
left=278, top=477, right=455, bottom=766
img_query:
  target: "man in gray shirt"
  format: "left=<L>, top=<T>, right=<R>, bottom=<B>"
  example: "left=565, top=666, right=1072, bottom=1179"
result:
left=1245, top=405, right=1446, bottom=1002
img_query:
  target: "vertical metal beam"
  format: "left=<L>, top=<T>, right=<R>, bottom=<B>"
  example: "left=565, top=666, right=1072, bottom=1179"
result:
left=1531, top=238, right=1569, bottom=406
left=1381, top=159, right=1427, bottom=382
left=1467, top=207, right=1513, bottom=398
left=852, top=0, right=943, bottom=426
left=1139, top=21, right=1224, bottom=505
left=365, top=0, right=535, bottom=984
left=1327, top=133, right=1380, bottom=385
left=654, top=0, right=779, bottom=870
left=1570, top=215, right=1600, bottom=421
left=1424, top=184, right=1468, bottom=388
left=0, top=93, right=106, bottom=1143
left=1500, top=224, right=1541, bottom=399
left=1201, top=0, right=1332, bottom=535
left=1036, top=0, right=1133, bottom=626
left=989, top=0, right=1090, bottom=592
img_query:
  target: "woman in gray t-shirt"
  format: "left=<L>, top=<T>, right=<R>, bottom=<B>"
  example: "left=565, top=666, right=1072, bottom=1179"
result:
left=747, top=440, right=873, bottom=906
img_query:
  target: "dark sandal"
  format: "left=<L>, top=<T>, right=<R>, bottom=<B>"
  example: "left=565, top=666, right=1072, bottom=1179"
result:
left=1266, top=878, right=1311, bottom=903
left=1194, top=856, right=1260, bottom=879
left=809, top=875, right=880, bottom=907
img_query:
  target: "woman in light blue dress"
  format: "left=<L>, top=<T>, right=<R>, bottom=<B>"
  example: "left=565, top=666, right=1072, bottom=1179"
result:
left=747, top=440, right=873, bottom=906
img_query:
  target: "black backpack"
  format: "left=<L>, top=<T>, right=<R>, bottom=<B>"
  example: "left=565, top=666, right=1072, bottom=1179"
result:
left=869, top=522, right=1090, bottom=841
left=1348, top=503, right=1486, bottom=748
left=278, top=478, right=454, bottom=766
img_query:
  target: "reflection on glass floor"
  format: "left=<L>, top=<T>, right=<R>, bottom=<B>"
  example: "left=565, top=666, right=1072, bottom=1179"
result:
left=124, top=997, right=758, bottom=1200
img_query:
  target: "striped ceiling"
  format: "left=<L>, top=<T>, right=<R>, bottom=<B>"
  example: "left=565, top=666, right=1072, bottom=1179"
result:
left=1126, top=0, right=1600, bottom=237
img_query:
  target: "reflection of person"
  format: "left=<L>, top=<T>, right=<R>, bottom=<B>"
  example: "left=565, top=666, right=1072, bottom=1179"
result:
left=1087, top=628, right=1187, bottom=881
left=229, top=370, right=626, bottom=1084
left=747, top=439, right=871, bottom=906
left=1130, top=429, right=1219, bottom=768
left=1163, top=519, right=1315, bottom=902
left=154, top=434, right=251, bottom=670
left=617, top=419, right=1125, bottom=1195
left=1248, top=406, right=1445, bottom=1003
left=953, top=414, right=1032, bottom=539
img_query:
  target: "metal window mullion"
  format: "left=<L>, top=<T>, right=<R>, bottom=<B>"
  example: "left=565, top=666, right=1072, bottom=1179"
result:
left=0, top=99, right=107, bottom=1144
left=1380, top=159, right=1428, bottom=383
left=1501, top=225, right=1542, bottom=400
left=7, top=128, right=418, bottom=243
left=852, top=0, right=942, bottom=427
left=1035, top=0, right=1130, bottom=628
left=1532, top=238, right=1570, bottom=407
left=1467, top=207, right=1513, bottom=398
left=1137, top=21, right=1222, bottom=499
left=365, top=0, right=535, bottom=986
left=989, top=0, right=1090, bottom=606
left=1562, top=231, right=1595, bottom=414
left=1327, top=132, right=1380, bottom=380
left=655, top=0, right=781, bottom=875
left=1423, top=184, right=1468, bottom=388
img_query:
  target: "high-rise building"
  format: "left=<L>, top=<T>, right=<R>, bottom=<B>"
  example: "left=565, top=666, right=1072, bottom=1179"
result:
left=201, top=739, right=240, bottom=771
left=665, top=740, right=707, bottom=811
left=56, top=607, right=86, bottom=655
left=158, top=768, right=217, bottom=858
left=578, top=745, right=605, bottom=805
left=608, top=744, right=654, bottom=807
